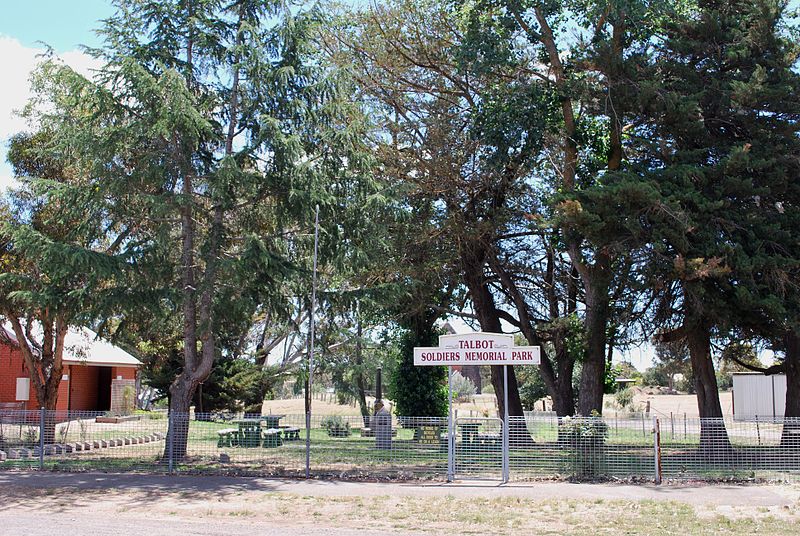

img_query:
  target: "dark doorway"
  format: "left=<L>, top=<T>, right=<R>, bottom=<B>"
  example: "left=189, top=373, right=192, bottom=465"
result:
left=96, top=367, right=112, bottom=411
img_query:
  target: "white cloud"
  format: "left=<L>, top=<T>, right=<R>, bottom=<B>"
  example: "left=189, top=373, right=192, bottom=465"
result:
left=0, top=35, right=41, bottom=143
left=0, top=35, right=103, bottom=192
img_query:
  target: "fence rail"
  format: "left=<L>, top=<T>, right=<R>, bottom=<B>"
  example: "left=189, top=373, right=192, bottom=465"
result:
left=1, top=409, right=798, bottom=482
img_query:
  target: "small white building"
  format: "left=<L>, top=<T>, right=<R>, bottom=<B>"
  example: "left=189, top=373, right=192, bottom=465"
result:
left=732, top=372, right=786, bottom=421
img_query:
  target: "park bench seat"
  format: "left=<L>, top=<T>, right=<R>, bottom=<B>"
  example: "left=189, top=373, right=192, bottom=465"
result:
left=217, top=428, right=239, bottom=448
left=281, top=427, right=301, bottom=441
left=262, top=428, right=283, bottom=448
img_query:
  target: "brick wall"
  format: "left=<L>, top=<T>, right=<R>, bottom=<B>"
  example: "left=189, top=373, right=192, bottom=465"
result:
left=0, top=341, right=34, bottom=410
left=3, top=340, right=140, bottom=412
left=68, top=365, right=100, bottom=412
left=112, top=367, right=137, bottom=381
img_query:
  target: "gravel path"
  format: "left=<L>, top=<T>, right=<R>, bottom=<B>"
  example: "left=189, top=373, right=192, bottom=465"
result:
left=0, top=471, right=796, bottom=506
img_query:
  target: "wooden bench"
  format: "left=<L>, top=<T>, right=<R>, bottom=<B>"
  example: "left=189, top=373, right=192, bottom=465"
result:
left=281, top=427, right=301, bottom=441
left=262, top=428, right=283, bottom=448
left=217, top=428, right=239, bottom=448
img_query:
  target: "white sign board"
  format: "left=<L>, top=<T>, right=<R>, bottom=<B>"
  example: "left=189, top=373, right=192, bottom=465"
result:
left=414, top=332, right=540, bottom=366
left=15, top=377, right=30, bottom=401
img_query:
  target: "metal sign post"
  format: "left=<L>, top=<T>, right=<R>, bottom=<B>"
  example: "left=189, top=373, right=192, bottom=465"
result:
left=305, top=205, right=319, bottom=479
left=414, top=332, right=539, bottom=483
left=447, top=367, right=454, bottom=482
left=502, top=365, right=509, bottom=483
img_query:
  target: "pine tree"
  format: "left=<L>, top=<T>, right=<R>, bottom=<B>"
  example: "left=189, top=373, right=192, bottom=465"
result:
left=21, top=0, right=378, bottom=457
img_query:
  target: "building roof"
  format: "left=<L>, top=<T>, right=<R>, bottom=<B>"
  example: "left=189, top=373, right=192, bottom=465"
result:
left=0, top=325, right=18, bottom=346
left=0, top=321, right=141, bottom=368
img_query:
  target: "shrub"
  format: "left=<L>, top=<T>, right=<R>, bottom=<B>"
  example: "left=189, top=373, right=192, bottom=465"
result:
left=614, top=388, right=634, bottom=409
left=121, top=385, right=136, bottom=415
left=558, top=412, right=607, bottom=478
left=321, top=415, right=351, bottom=437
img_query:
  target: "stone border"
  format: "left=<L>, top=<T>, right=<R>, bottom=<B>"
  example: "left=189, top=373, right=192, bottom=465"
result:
left=0, top=432, right=165, bottom=461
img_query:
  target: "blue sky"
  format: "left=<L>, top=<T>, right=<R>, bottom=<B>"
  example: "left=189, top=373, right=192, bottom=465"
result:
left=0, top=0, right=113, bottom=52
left=0, top=1, right=115, bottom=189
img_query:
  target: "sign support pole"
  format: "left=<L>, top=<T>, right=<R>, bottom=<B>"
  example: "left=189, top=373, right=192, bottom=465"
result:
left=447, top=366, right=454, bottom=482
left=502, top=365, right=509, bottom=483
left=305, top=205, right=319, bottom=479
left=412, top=332, right=539, bottom=484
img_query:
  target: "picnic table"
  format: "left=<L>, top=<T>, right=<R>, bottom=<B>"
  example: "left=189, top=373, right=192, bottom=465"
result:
left=232, top=419, right=263, bottom=447
left=223, top=416, right=293, bottom=448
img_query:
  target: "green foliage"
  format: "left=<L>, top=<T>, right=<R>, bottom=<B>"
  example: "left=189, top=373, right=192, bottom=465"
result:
left=391, top=318, right=447, bottom=418
left=641, top=367, right=670, bottom=388
left=120, top=386, right=136, bottom=416
left=515, top=366, right=549, bottom=411
left=558, top=413, right=608, bottom=478
left=614, top=388, right=634, bottom=410
left=320, top=415, right=351, bottom=437
left=197, top=359, right=281, bottom=414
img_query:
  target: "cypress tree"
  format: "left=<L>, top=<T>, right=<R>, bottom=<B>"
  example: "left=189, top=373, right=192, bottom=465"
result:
left=646, top=0, right=800, bottom=448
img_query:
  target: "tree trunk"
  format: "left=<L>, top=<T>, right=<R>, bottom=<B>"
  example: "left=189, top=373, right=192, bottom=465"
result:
left=461, top=251, right=525, bottom=419
left=6, top=314, right=67, bottom=444
left=686, top=322, right=731, bottom=451
left=167, top=375, right=197, bottom=459
left=577, top=279, right=610, bottom=415
left=460, top=248, right=530, bottom=445
left=553, top=345, right=576, bottom=416
left=781, top=330, right=800, bottom=447
left=461, top=366, right=482, bottom=394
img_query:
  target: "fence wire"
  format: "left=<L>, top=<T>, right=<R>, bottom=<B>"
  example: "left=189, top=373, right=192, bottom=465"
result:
left=1, top=409, right=798, bottom=482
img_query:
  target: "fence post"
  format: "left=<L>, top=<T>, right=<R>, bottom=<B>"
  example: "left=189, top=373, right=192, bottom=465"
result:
left=305, top=410, right=311, bottom=479
left=38, top=407, right=45, bottom=470
left=653, top=416, right=662, bottom=485
left=167, top=410, right=174, bottom=475
left=755, top=415, right=761, bottom=446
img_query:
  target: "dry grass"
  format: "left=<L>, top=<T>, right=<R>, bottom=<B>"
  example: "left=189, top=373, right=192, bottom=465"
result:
left=4, top=485, right=799, bottom=535
left=262, top=391, right=734, bottom=420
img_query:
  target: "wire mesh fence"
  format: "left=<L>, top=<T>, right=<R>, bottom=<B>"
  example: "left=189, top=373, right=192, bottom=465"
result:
left=1, top=409, right=799, bottom=482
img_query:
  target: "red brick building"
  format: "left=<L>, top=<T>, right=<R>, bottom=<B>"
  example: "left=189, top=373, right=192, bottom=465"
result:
left=0, top=324, right=140, bottom=413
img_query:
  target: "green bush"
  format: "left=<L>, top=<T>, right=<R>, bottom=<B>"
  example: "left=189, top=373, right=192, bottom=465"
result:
left=391, top=320, right=447, bottom=417
left=516, top=366, right=549, bottom=410
left=614, top=388, right=634, bottom=409
left=558, top=413, right=607, bottom=478
left=321, top=415, right=351, bottom=437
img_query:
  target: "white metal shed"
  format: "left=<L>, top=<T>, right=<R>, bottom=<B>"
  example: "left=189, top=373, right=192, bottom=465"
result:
left=732, top=372, right=786, bottom=421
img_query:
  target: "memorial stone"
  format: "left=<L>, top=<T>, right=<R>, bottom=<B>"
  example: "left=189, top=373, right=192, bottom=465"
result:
left=374, top=404, right=392, bottom=450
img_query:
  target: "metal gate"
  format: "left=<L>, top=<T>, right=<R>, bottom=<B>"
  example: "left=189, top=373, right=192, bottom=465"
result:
left=453, top=417, right=503, bottom=480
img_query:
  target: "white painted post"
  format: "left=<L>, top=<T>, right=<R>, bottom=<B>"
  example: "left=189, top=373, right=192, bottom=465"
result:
left=167, top=410, right=174, bottom=475
left=447, top=366, right=454, bottom=482
left=38, top=407, right=44, bottom=470
left=502, top=365, right=509, bottom=483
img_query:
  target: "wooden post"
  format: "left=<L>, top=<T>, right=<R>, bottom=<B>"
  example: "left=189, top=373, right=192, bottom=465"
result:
left=654, top=417, right=662, bottom=485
